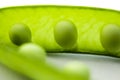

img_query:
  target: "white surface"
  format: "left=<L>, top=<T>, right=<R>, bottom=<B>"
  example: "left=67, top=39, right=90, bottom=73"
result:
left=0, top=0, right=119, bottom=10
left=48, top=53, right=120, bottom=80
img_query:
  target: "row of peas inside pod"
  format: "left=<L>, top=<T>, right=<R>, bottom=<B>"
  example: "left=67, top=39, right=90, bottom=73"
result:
left=8, top=19, right=120, bottom=80
left=9, top=20, right=120, bottom=56
left=9, top=21, right=90, bottom=80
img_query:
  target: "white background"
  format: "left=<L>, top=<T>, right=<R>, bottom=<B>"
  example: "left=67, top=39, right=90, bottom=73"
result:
left=0, top=0, right=120, bottom=10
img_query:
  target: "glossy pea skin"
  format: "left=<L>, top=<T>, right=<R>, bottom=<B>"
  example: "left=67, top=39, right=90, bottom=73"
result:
left=54, top=20, right=77, bottom=49
left=63, top=61, right=90, bottom=80
left=9, top=23, right=31, bottom=45
left=19, top=43, right=46, bottom=62
left=101, top=24, right=120, bottom=54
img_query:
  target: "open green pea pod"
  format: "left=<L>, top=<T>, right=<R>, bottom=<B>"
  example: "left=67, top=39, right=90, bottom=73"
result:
left=0, top=5, right=120, bottom=80
left=1, top=5, right=120, bottom=56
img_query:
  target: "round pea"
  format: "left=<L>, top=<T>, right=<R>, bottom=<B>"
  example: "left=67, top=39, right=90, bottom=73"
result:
left=63, top=61, right=90, bottom=80
left=54, top=20, right=77, bottom=49
left=9, top=23, right=31, bottom=45
left=100, top=24, right=120, bottom=54
left=19, top=43, right=46, bottom=62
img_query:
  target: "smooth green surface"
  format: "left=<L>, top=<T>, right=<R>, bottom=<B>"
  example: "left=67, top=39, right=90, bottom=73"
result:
left=19, top=43, right=46, bottom=62
left=0, top=5, right=119, bottom=55
left=101, top=24, right=120, bottom=56
left=63, top=61, right=90, bottom=80
left=54, top=20, right=77, bottom=49
left=9, top=23, right=31, bottom=45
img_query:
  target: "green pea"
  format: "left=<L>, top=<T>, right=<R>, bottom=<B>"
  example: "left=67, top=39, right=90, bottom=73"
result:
left=54, top=20, right=77, bottom=49
left=19, top=43, right=46, bottom=62
left=100, top=24, right=120, bottom=54
left=63, top=61, right=90, bottom=80
left=9, top=23, right=31, bottom=45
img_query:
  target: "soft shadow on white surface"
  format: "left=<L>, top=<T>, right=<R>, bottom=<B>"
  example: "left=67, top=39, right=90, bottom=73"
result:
left=48, top=53, right=120, bottom=80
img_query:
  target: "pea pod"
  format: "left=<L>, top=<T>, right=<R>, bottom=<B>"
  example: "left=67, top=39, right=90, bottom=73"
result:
left=0, top=46, right=75, bottom=80
left=0, top=5, right=120, bottom=56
